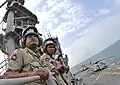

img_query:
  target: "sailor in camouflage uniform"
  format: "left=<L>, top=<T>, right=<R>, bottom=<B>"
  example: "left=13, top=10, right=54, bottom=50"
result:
left=5, top=26, right=57, bottom=85
left=40, top=38, right=69, bottom=85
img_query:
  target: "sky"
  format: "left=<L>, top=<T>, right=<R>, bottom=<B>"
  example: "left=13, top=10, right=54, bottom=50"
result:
left=0, top=0, right=120, bottom=68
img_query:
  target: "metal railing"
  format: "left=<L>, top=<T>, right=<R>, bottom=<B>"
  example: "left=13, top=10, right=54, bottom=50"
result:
left=0, top=76, right=40, bottom=85
left=0, top=59, right=8, bottom=75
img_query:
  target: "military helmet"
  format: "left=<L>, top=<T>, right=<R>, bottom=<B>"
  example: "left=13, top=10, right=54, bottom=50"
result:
left=22, top=25, right=42, bottom=37
left=42, top=38, right=56, bottom=52
left=20, top=25, right=43, bottom=48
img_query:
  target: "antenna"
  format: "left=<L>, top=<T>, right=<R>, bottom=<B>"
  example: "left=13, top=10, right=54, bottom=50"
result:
left=48, top=32, right=52, bottom=38
left=44, top=28, right=52, bottom=38
left=0, top=0, right=7, bottom=8
left=43, top=35, right=46, bottom=40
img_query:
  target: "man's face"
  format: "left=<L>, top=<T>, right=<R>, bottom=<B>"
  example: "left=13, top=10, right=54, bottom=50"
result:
left=25, top=34, right=39, bottom=48
left=46, top=44, right=55, bottom=55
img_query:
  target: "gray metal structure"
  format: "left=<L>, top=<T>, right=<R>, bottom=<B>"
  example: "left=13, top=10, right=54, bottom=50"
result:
left=2, top=0, right=39, bottom=56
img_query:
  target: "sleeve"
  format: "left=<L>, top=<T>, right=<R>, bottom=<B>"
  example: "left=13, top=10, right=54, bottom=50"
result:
left=7, top=49, right=23, bottom=72
left=55, top=60, right=66, bottom=73
left=40, top=54, right=55, bottom=71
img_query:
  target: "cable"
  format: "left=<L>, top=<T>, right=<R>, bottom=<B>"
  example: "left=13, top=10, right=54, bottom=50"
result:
left=0, top=0, right=7, bottom=8
left=0, top=20, right=3, bottom=26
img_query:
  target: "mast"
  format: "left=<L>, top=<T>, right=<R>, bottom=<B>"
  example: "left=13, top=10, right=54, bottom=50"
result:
left=0, top=0, right=39, bottom=56
left=6, top=2, right=15, bottom=56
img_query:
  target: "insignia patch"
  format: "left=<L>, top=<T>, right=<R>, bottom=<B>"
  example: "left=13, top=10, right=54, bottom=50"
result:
left=45, top=58, right=50, bottom=61
left=11, top=54, right=18, bottom=60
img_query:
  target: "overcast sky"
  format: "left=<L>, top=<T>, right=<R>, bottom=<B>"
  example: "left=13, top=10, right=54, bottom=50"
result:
left=0, top=0, right=120, bottom=67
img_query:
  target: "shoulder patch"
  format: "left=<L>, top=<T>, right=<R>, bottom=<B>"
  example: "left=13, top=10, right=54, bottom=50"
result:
left=11, top=54, right=18, bottom=60
left=45, top=58, right=50, bottom=61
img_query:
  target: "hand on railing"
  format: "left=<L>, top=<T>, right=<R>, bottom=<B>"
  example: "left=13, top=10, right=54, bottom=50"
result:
left=33, top=68, right=49, bottom=80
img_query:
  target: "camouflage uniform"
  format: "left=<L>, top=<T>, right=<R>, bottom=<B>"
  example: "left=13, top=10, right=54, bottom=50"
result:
left=40, top=53, right=69, bottom=85
left=6, top=47, right=56, bottom=85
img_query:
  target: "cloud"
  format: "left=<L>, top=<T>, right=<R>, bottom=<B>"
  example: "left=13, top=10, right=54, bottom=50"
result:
left=77, top=29, right=88, bottom=36
left=95, top=9, right=111, bottom=17
left=114, top=0, right=120, bottom=4
left=33, top=0, right=93, bottom=41
left=24, top=0, right=40, bottom=11
left=67, top=14, right=120, bottom=67
left=106, top=0, right=120, bottom=5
